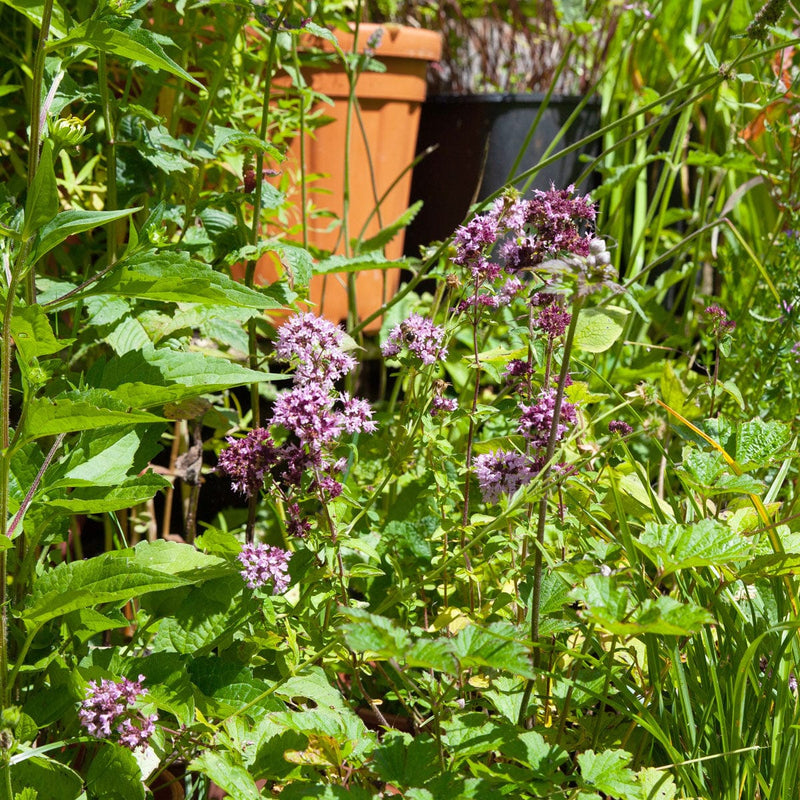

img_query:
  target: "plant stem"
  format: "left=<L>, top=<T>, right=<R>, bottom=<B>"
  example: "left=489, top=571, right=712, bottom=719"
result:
left=518, top=294, right=583, bottom=726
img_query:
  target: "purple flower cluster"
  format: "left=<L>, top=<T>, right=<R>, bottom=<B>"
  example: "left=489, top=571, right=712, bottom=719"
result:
left=382, top=313, right=448, bottom=365
left=217, top=428, right=277, bottom=497
left=608, top=420, right=633, bottom=436
left=449, top=185, right=603, bottom=316
left=518, top=389, right=578, bottom=450
left=431, top=396, right=458, bottom=416
left=474, top=450, right=536, bottom=504
left=533, top=294, right=572, bottom=338
left=238, top=542, right=291, bottom=593
left=275, top=312, right=356, bottom=387
left=704, top=304, right=736, bottom=334
left=217, top=314, right=378, bottom=553
left=79, top=675, right=156, bottom=751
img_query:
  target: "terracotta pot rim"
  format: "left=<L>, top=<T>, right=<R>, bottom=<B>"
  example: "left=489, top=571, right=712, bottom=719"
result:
left=302, top=22, right=442, bottom=62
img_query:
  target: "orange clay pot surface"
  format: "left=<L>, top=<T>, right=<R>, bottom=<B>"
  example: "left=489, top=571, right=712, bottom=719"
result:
left=255, top=24, right=441, bottom=332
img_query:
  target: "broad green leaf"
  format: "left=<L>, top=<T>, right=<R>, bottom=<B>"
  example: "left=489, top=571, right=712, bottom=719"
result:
left=406, top=636, right=458, bottom=673
left=274, top=668, right=348, bottom=711
left=638, top=767, right=677, bottom=800
left=340, top=608, right=409, bottom=658
left=7, top=756, right=83, bottom=800
left=86, top=742, right=145, bottom=800
left=659, top=361, right=688, bottom=417
left=88, top=346, right=284, bottom=408
left=48, top=425, right=163, bottom=489
left=442, top=713, right=508, bottom=761
left=735, top=419, right=791, bottom=470
left=681, top=447, right=724, bottom=486
left=634, top=596, right=714, bottom=635
left=499, top=729, right=567, bottom=774
left=9, top=305, right=72, bottom=362
left=32, top=207, right=140, bottom=262
left=211, top=125, right=281, bottom=159
left=54, top=17, right=202, bottom=88
left=80, top=251, right=282, bottom=309
left=25, top=552, right=189, bottom=624
left=635, top=518, right=751, bottom=575
left=578, top=749, right=639, bottom=799
left=372, top=731, right=440, bottom=788
left=46, top=471, right=170, bottom=513
left=23, top=140, right=58, bottom=237
left=22, top=390, right=165, bottom=441
left=64, top=608, right=130, bottom=643
left=125, top=652, right=196, bottom=727
left=315, top=251, right=408, bottom=275
left=270, top=242, right=313, bottom=291
left=740, top=553, right=800, bottom=579
left=573, top=307, right=628, bottom=353
left=152, top=576, right=248, bottom=655
left=453, top=622, right=535, bottom=679
left=278, top=784, right=374, bottom=800
left=354, top=200, right=422, bottom=254
left=190, top=751, right=260, bottom=800
left=128, top=540, right=228, bottom=580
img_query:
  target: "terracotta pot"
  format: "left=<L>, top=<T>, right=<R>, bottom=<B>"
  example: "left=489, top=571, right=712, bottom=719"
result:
left=256, top=24, right=441, bottom=332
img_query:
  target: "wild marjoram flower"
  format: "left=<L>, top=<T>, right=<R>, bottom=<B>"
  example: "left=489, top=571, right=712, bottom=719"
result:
left=445, top=185, right=601, bottom=504
left=238, top=542, right=291, bottom=593
left=217, top=314, right=377, bottom=569
left=79, top=675, right=156, bottom=751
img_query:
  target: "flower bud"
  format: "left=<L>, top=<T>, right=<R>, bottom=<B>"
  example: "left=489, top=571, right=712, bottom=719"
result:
left=49, top=115, right=89, bottom=148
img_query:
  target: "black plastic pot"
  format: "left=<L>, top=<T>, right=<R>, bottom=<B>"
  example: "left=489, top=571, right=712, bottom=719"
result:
left=403, top=93, right=601, bottom=255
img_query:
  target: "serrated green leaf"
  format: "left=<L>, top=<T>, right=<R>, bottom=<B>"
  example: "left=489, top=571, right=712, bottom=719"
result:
left=46, top=471, right=170, bottom=513
left=453, top=623, right=535, bottom=679
left=8, top=756, right=83, bottom=800
left=22, top=390, right=165, bottom=441
left=47, top=425, right=163, bottom=489
left=152, top=576, right=247, bottom=655
left=86, top=742, right=145, bottom=800
left=573, top=307, right=628, bottom=353
left=23, top=140, right=58, bottom=237
left=636, top=519, right=751, bottom=575
left=211, top=125, right=281, bottom=159
left=88, top=346, right=285, bottom=408
left=9, top=305, right=72, bottom=363
left=128, top=540, right=228, bottom=581
left=78, top=251, right=282, bottom=309
left=190, top=751, right=260, bottom=800
left=25, top=551, right=189, bottom=624
left=638, top=767, right=676, bottom=800
left=578, top=749, right=639, bottom=799
left=735, top=419, right=791, bottom=470
left=340, top=608, right=409, bottom=658
left=32, top=207, right=140, bottom=263
left=64, top=607, right=129, bottom=643
left=55, top=17, right=202, bottom=89
left=406, top=637, right=458, bottom=673
left=271, top=242, right=313, bottom=291
left=372, top=731, right=440, bottom=788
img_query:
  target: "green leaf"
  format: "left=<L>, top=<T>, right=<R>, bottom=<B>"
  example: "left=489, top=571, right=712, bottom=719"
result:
left=578, top=749, right=639, bottom=799
left=190, top=751, right=260, bottom=800
left=637, top=767, right=676, bottom=800
left=573, top=307, right=628, bottom=353
left=634, top=596, right=714, bottom=635
left=22, top=390, right=164, bottom=441
left=372, top=731, right=440, bottom=788
left=88, top=346, right=284, bottom=408
left=499, top=729, right=567, bottom=774
left=635, top=519, right=751, bottom=575
left=78, top=251, right=282, bottom=309
left=704, top=42, right=720, bottom=69
left=23, top=390, right=164, bottom=441
left=7, top=756, right=83, bottom=800
left=86, top=742, right=145, bottom=800
left=735, top=419, right=791, bottom=470
left=211, top=125, right=281, bottom=159
left=315, top=251, right=407, bottom=275
left=23, top=140, right=58, bottom=237
left=340, top=608, right=409, bottom=658
left=406, top=636, right=458, bottom=673
left=9, top=305, right=72, bottom=363
left=64, top=608, right=130, bottom=643
left=32, top=207, right=140, bottom=263
left=24, top=551, right=189, bottom=624
left=55, top=17, right=202, bottom=88
left=659, top=361, right=688, bottom=417
left=129, top=540, right=228, bottom=581
left=453, top=623, right=535, bottom=679
left=270, top=242, right=313, bottom=291
left=46, top=471, right=170, bottom=513
left=354, top=200, right=422, bottom=254
left=47, top=425, right=163, bottom=489
left=152, top=576, right=248, bottom=655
